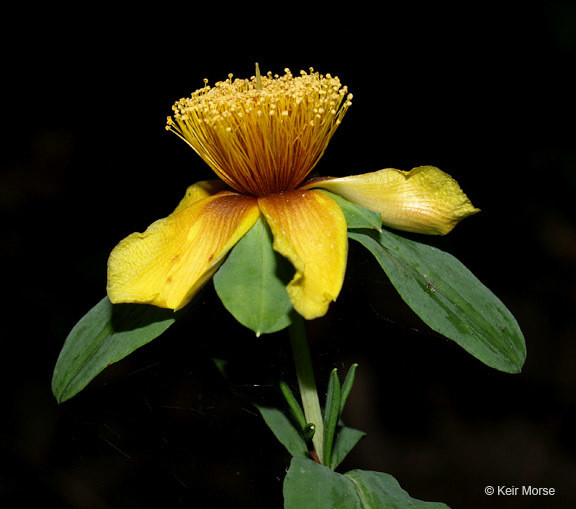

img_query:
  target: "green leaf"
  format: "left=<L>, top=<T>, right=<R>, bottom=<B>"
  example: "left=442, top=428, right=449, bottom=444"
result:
left=52, top=297, right=179, bottom=403
left=279, top=379, right=308, bottom=433
left=331, top=426, right=366, bottom=470
left=213, top=216, right=293, bottom=336
left=284, top=457, right=360, bottom=508
left=349, top=229, right=526, bottom=373
left=340, top=363, right=358, bottom=418
left=319, top=190, right=382, bottom=230
left=253, top=404, right=309, bottom=459
left=345, top=468, right=451, bottom=509
left=213, top=359, right=309, bottom=459
left=323, top=368, right=341, bottom=470
left=284, top=457, right=450, bottom=508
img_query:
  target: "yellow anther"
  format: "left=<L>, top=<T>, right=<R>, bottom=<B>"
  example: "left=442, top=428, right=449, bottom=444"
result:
left=166, top=68, right=352, bottom=197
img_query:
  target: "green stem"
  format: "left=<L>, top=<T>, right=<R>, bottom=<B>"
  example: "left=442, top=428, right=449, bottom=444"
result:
left=288, top=314, right=325, bottom=464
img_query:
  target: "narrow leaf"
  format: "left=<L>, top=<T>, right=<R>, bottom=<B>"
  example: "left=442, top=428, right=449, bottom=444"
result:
left=253, top=404, right=309, bottom=459
left=52, top=296, right=179, bottom=403
left=213, top=216, right=293, bottom=335
left=340, top=363, right=358, bottom=418
left=323, top=368, right=341, bottom=470
left=349, top=229, right=526, bottom=373
left=284, top=457, right=450, bottom=508
left=279, top=379, right=307, bottom=433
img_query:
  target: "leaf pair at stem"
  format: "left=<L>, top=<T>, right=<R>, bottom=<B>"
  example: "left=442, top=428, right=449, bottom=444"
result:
left=279, top=363, right=358, bottom=469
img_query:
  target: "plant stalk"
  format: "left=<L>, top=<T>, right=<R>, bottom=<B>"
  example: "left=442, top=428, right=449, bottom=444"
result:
left=288, top=315, right=325, bottom=464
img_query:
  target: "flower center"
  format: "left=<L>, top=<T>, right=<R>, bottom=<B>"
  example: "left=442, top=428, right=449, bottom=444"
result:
left=166, top=68, right=352, bottom=197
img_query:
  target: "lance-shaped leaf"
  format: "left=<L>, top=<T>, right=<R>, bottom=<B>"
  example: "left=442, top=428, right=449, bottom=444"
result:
left=213, top=358, right=309, bottom=459
left=323, top=368, right=342, bottom=470
left=52, top=297, right=180, bottom=403
left=279, top=379, right=308, bottom=433
left=340, top=363, right=358, bottom=418
left=349, top=229, right=526, bottom=373
left=253, top=404, right=309, bottom=459
left=331, top=426, right=366, bottom=471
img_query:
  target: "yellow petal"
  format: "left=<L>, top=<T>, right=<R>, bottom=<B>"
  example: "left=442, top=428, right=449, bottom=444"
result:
left=258, top=190, right=348, bottom=320
left=107, top=190, right=259, bottom=310
left=307, top=166, right=480, bottom=235
left=172, top=179, right=227, bottom=214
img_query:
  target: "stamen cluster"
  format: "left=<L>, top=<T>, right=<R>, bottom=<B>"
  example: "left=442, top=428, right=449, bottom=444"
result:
left=167, top=68, right=353, bottom=196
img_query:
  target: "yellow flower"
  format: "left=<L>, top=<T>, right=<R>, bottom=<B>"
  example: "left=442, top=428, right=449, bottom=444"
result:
left=107, top=68, right=479, bottom=320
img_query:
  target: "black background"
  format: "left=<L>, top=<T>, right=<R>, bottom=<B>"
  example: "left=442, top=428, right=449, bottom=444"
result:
left=2, top=2, right=576, bottom=507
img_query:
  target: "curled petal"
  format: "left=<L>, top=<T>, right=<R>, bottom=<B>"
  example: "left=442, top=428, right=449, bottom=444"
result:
left=172, top=179, right=228, bottom=214
left=306, top=166, right=480, bottom=235
left=258, top=190, right=348, bottom=320
left=107, top=190, right=259, bottom=310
